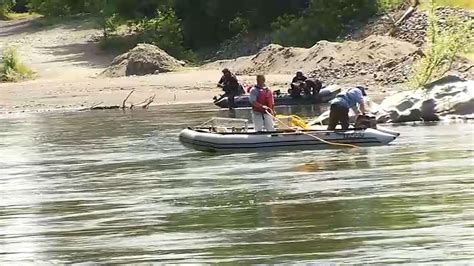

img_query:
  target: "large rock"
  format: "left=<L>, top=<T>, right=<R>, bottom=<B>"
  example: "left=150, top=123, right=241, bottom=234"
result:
left=376, top=76, right=474, bottom=123
left=100, top=44, right=184, bottom=77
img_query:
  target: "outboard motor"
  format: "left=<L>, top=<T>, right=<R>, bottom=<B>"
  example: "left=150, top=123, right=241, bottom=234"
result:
left=355, top=115, right=377, bottom=129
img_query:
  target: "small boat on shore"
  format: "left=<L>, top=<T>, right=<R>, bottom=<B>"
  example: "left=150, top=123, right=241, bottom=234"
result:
left=213, top=86, right=341, bottom=109
left=179, top=118, right=399, bottom=153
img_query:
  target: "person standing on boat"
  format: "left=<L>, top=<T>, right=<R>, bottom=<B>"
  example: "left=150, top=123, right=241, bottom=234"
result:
left=327, top=86, right=367, bottom=130
left=217, top=68, right=242, bottom=110
left=249, top=75, right=275, bottom=132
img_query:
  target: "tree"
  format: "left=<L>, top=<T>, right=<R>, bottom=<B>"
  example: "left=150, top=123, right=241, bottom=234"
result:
left=273, top=0, right=379, bottom=47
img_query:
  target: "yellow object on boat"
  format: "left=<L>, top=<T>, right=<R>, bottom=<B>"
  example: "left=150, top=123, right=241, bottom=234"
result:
left=275, top=115, right=309, bottom=130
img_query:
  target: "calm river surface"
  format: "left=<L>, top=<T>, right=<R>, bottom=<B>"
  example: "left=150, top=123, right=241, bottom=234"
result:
left=1, top=104, right=473, bottom=264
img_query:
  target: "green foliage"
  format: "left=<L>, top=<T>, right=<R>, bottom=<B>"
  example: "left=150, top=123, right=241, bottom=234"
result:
left=138, top=9, right=194, bottom=61
left=420, top=0, right=474, bottom=10
left=272, top=0, right=380, bottom=47
left=377, top=0, right=405, bottom=11
left=0, top=47, right=33, bottom=82
left=173, top=0, right=308, bottom=48
left=229, top=16, right=251, bottom=35
left=409, top=0, right=474, bottom=87
left=27, top=0, right=103, bottom=16
left=0, top=0, right=15, bottom=19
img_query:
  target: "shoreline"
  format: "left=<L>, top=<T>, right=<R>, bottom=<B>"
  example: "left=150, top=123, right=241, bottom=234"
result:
left=0, top=69, right=297, bottom=114
left=0, top=69, right=395, bottom=115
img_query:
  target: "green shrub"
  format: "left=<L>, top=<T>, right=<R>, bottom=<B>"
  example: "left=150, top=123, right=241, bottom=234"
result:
left=409, top=0, right=473, bottom=87
left=138, top=9, right=195, bottom=61
left=272, top=0, right=380, bottom=47
left=0, top=47, right=33, bottom=82
left=27, top=0, right=105, bottom=16
left=377, top=0, right=405, bottom=11
left=0, top=0, right=15, bottom=19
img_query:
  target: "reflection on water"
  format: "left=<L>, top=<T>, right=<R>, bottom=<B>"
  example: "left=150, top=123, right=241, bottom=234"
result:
left=0, top=104, right=473, bottom=264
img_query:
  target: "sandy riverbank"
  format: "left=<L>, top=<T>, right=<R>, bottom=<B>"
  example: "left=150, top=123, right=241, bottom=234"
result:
left=1, top=17, right=392, bottom=114
left=0, top=69, right=296, bottom=113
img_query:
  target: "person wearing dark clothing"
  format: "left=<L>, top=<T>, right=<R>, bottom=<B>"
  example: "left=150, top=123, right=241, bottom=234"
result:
left=303, top=78, right=322, bottom=99
left=217, top=68, right=241, bottom=110
left=327, top=86, right=367, bottom=130
left=289, top=71, right=307, bottom=98
left=292, top=71, right=307, bottom=83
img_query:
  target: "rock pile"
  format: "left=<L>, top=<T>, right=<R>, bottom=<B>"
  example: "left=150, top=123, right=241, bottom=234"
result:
left=206, top=35, right=421, bottom=86
left=348, top=7, right=474, bottom=47
left=308, top=76, right=474, bottom=125
left=211, top=32, right=272, bottom=61
left=374, top=75, right=474, bottom=123
left=101, top=43, right=185, bottom=78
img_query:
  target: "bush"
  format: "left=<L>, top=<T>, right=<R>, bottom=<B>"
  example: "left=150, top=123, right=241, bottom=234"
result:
left=0, top=47, right=33, bottom=82
left=377, top=0, right=405, bottom=11
left=272, top=0, right=380, bottom=47
left=27, top=0, right=105, bottom=16
left=0, top=0, right=15, bottom=19
left=409, top=1, right=474, bottom=87
left=138, top=9, right=195, bottom=61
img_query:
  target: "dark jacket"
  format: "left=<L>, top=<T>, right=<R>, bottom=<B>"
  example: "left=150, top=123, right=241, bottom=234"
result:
left=219, top=74, right=240, bottom=93
left=292, top=75, right=307, bottom=83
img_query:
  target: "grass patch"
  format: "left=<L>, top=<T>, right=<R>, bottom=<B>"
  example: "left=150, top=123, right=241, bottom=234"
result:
left=420, top=0, right=474, bottom=10
left=0, top=47, right=33, bottom=82
left=30, top=13, right=102, bottom=29
left=4, top=12, right=41, bottom=20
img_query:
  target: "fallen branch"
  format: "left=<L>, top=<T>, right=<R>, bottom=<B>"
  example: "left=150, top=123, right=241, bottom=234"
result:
left=394, top=6, right=416, bottom=27
left=122, top=89, right=135, bottom=109
left=80, top=90, right=156, bottom=111
left=142, top=94, right=156, bottom=109
left=387, top=1, right=420, bottom=36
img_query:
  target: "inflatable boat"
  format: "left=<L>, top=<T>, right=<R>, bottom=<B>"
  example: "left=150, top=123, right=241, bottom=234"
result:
left=179, top=118, right=399, bottom=153
left=213, top=86, right=341, bottom=109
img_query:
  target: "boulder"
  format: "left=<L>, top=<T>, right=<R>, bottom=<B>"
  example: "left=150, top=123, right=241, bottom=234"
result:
left=397, top=108, right=422, bottom=123
left=420, top=99, right=439, bottom=121
left=424, top=75, right=466, bottom=89
left=377, top=76, right=473, bottom=123
left=100, top=43, right=185, bottom=77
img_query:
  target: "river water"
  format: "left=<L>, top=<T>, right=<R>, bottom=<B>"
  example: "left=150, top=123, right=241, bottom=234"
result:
left=1, top=105, right=473, bottom=264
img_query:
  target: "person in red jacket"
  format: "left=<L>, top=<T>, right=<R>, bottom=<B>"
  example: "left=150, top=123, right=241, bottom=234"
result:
left=249, top=75, right=275, bottom=132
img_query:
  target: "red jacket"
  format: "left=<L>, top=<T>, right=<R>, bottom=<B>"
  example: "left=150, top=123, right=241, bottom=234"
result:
left=250, top=86, right=274, bottom=113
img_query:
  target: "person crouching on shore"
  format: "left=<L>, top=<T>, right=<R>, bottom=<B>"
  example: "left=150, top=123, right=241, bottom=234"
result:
left=249, top=75, right=275, bottom=132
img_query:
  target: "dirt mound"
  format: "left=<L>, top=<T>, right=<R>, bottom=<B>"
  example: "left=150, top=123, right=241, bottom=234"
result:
left=347, top=7, right=474, bottom=47
left=101, top=44, right=185, bottom=77
left=206, top=35, right=421, bottom=85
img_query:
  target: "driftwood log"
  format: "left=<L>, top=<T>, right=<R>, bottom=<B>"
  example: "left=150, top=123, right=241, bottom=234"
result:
left=81, top=89, right=156, bottom=111
left=387, top=0, right=420, bottom=36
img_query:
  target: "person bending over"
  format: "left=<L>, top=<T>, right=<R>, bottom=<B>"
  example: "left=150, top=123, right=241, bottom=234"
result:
left=327, top=86, right=367, bottom=130
left=249, top=75, right=275, bottom=132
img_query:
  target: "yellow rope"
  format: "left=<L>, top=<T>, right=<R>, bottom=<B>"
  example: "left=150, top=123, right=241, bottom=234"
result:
left=267, top=110, right=359, bottom=149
